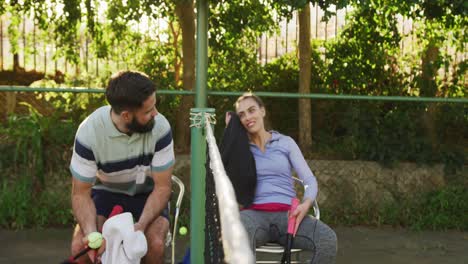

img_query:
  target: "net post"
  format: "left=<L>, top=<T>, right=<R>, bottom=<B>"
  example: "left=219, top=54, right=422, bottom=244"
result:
left=190, top=108, right=215, bottom=263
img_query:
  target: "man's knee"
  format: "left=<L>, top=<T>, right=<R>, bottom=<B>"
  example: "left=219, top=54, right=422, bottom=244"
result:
left=147, top=235, right=166, bottom=256
left=145, top=217, right=169, bottom=257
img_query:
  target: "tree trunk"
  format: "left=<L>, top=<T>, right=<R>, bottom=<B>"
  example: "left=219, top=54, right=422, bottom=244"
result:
left=298, top=4, right=312, bottom=151
left=5, top=92, right=16, bottom=119
left=421, top=42, right=439, bottom=98
left=174, top=1, right=195, bottom=153
left=420, top=41, right=440, bottom=150
left=13, top=53, right=20, bottom=72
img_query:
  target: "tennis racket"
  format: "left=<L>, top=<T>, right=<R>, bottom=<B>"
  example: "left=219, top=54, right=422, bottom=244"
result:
left=281, top=198, right=299, bottom=264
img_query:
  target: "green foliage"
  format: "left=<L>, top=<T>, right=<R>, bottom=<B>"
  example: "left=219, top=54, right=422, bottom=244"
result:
left=408, top=186, right=468, bottom=231
left=0, top=1, right=5, bottom=15
left=326, top=185, right=468, bottom=231
left=207, top=38, right=264, bottom=136
left=272, top=0, right=349, bottom=20
left=435, top=103, right=467, bottom=174
left=0, top=107, right=77, bottom=229
left=54, top=0, right=82, bottom=64
left=324, top=4, right=404, bottom=95
left=30, top=76, right=108, bottom=122
left=137, top=43, right=180, bottom=123
left=208, top=46, right=263, bottom=92
left=1, top=104, right=46, bottom=187
left=310, top=100, right=466, bottom=173
left=138, top=44, right=177, bottom=91
left=210, top=0, right=275, bottom=47
left=7, top=7, right=21, bottom=55
left=0, top=177, right=32, bottom=229
left=0, top=177, right=73, bottom=229
left=258, top=53, right=300, bottom=134
left=0, top=101, right=78, bottom=188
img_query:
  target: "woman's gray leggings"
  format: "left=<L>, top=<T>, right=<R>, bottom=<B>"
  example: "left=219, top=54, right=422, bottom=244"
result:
left=240, top=209, right=337, bottom=264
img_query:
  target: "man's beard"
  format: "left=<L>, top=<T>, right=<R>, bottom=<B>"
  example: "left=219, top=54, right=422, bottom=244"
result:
left=127, top=117, right=155, bottom=133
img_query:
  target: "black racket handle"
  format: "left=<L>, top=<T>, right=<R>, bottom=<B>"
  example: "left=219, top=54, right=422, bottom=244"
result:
left=60, top=246, right=91, bottom=264
left=281, top=236, right=295, bottom=264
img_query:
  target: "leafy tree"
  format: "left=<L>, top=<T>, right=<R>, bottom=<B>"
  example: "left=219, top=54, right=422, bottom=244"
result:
left=103, top=0, right=195, bottom=152
left=271, top=0, right=349, bottom=150
left=3, top=0, right=195, bottom=151
left=325, top=3, right=404, bottom=95
left=403, top=1, right=467, bottom=150
left=5, top=3, right=22, bottom=71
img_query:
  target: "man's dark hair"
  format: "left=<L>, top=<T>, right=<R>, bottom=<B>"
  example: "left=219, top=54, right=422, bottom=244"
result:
left=106, top=71, right=156, bottom=114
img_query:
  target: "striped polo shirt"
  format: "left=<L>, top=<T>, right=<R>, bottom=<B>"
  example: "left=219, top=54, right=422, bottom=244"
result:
left=70, top=105, right=175, bottom=195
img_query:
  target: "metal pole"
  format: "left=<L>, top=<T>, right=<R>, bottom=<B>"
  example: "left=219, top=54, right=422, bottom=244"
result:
left=191, top=0, right=209, bottom=262
left=2, top=86, right=467, bottom=104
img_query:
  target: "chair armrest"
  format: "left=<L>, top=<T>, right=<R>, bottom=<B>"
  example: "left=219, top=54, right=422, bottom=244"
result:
left=292, top=176, right=320, bottom=220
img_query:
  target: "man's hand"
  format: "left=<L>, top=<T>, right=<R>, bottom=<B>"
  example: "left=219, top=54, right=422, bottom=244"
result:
left=134, top=222, right=145, bottom=232
left=137, top=166, right=172, bottom=232
left=81, top=234, right=106, bottom=262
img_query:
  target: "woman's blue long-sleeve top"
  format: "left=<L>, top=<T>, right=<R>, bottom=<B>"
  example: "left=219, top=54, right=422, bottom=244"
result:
left=250, top=131, right=318, bottom=205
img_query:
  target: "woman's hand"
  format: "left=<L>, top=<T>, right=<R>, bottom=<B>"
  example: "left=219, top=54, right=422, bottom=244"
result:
left=225, top=112, right=232, bottom=127
left=289, top=199, right=312, bottom=235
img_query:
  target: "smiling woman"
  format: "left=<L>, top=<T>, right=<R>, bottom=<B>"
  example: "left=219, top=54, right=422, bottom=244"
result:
left=229, top=92, right=337, bottom=264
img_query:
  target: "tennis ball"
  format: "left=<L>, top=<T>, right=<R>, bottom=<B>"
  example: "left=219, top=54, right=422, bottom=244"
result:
left=179, top=226, right=188, bottom=236
left=87, top=232, right=103, bottom=249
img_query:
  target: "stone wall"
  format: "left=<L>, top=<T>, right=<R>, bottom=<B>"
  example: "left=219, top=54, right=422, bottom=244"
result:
left=173, top=155, right=464, bottom=211
left=310, top=160, right=446, bottom=211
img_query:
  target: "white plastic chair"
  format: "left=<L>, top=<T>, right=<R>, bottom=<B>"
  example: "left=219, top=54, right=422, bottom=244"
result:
left=255, top=177, right=320, bottom=264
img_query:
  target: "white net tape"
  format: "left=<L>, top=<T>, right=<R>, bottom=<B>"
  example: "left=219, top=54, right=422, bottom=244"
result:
left=204, top=113, right=255, bottom=264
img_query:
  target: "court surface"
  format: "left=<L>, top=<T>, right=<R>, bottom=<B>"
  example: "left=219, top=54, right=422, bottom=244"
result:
left=0, top=226, right=467, bottom=264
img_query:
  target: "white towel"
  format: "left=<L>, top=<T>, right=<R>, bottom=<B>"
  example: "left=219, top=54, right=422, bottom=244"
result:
left=101, top=212, right=148, bottom=264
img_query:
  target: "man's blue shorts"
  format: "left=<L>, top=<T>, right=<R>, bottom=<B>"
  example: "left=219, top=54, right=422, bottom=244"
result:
left=91, top=189, right=169, bottom=221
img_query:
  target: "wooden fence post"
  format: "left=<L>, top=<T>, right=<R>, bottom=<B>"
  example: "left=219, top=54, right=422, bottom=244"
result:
left=0, top=18, right=3, bottom=71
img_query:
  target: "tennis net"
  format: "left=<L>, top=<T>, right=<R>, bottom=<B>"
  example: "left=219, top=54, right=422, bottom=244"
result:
left=202, top=113, right=255, bottom=264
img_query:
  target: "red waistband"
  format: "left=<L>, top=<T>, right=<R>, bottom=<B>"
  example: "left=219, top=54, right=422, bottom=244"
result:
left=244, top=202, right=290, bottom=212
